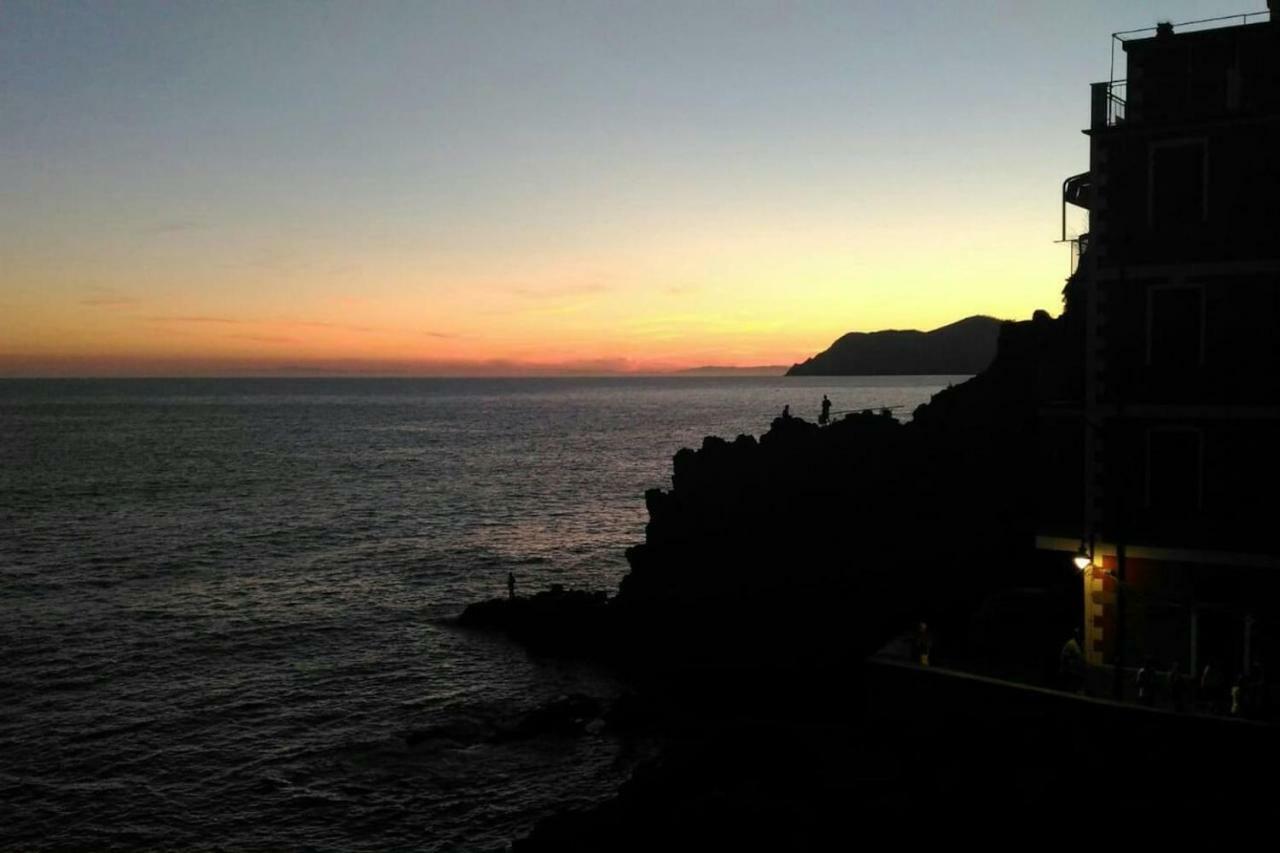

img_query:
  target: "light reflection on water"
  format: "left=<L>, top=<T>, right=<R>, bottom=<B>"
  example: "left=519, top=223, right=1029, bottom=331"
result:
left=0, top=375, right=963, bottom=850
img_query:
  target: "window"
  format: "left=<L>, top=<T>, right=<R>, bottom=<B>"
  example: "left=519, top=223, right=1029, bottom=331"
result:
left=1226, top=66, right=1242, bottom=112
left=1146, top=427, right=1203, bottom=512
left=1149, top=140, right=1207, bottom=229
left=1147, top=284, right=1204, bottom=368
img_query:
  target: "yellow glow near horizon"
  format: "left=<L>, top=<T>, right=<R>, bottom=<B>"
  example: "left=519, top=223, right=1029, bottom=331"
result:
left=4, top=0, right=1132, bottom=377
left=1, top=217, right=1064, bottom=375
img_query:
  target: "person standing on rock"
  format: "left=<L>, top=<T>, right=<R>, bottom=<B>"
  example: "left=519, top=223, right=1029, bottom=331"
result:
left=1168, top=661, right=1186, bottom=711
left=1136, top=658, right=1155, bottom=705
left=507, top=571, right=516, bottom=600
left=911, top=622, right=932, bottom=666
left=781, top=404, right=791, bottom=420
left=1059, top=629, right=1084, bottom=693
left=1201, top=663, right=1226, bottom=714
left=819, top=395, right=832, bottom=426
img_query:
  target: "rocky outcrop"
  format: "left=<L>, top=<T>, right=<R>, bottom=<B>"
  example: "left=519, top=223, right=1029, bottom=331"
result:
left=457, top=586, right=609, bottom=656
left=460, top=311, right=1083, bottom=676
left=403, top=692, right=617, bottom=749
left=617, top=311, right=1081, bottom=668
left=460, top=307, right=1088, bottom=848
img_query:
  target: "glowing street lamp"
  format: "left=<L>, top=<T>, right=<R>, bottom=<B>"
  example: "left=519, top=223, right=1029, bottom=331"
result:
left=1073, top=541, right=1093, bottom=571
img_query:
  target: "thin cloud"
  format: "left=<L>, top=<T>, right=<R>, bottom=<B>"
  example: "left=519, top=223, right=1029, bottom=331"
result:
left=147, top=315, right=243, bottom=325
left=141, top=219, right=205, bottom=236
left=283, top=320, right=456, bottom=338
left=288, top=320, right=380, bottom=333
left=81, top=295, right=140, bottom=307
left=146, top=314, right=456, bottom=339
left=226, top=334, right=299, bottom=344
left=80, top=287, right=140, bottom=308
left=508, top=282, right=611, bottom=300
left=0, top=352, right=660, bottom=378
left=271, top=363, right=344, bottom=374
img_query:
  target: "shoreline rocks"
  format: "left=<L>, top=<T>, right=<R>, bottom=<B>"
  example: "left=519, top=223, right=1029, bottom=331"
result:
left=457, top=585, right=611, bottom=657
left=458, top=310, right=1089, bottom=847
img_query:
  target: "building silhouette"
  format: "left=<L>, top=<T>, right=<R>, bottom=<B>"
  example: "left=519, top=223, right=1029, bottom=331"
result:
left=1038, top=6, right=1280, bottom=684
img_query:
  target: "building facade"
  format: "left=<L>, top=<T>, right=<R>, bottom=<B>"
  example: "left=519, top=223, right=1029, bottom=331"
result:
left=1038, top=8, right=1280, bottom=681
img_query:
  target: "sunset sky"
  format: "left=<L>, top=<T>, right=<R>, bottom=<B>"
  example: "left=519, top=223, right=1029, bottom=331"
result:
left=1, top=1, right=1258, bottom=375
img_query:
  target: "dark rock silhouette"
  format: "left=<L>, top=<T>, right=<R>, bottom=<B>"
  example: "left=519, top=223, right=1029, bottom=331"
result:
left=456, top=10, right=1280, bottom=839
left=461, top=305, right=1280, bottom=844
left=513, top=663, right=1280, bottom=850
left=492, top=693, right=604, bottom=742
left=461, top=311, right=1082, bottom=678
left=785, top=314, right=1003, bottom=376
left=458, top=585, right=609, bottom=656
left=402, top=693, right=608, bottom=748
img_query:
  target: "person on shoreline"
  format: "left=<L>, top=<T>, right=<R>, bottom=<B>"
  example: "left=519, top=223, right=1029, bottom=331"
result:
left=1168, top=661, right=1185, bottom=712
left=781, top=404, right=791, bottom=420
left=1059, top=629, right=1084, bottom=694
left=911, top=621, right=932, bottom=666
left=818, top=395, right=831, bottom=426
left=1251, top=663, right=1270, bottom=720
left=1201, top=662, right=1227, bottom=715
left=507, top=571, right=516, bottom=600
left=1136, top=657, right=1156, bottom=706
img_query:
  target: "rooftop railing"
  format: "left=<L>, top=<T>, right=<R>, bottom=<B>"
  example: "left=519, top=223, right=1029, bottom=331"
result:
left=1096, top=9, right=1272, bottom=129
left=1108, top=9, right=1272, bottom=84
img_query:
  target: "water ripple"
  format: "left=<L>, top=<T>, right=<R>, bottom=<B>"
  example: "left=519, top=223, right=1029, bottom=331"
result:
left=0, top=376, right=956, bottom=849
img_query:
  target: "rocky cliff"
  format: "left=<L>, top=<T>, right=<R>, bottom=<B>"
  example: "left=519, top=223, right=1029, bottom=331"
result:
left=462, top=309, right=1083, bottom=674
left=461, top=306, right=1090, bottom=849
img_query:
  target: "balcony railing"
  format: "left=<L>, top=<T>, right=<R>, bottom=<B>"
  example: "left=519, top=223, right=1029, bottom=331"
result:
left=1091, top=80, right=1127, bottom=128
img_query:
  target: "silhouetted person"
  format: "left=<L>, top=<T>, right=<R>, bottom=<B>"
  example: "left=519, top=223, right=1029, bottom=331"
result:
left=1059, top=629, right=1084, bottom=693
left=1136, top=657, right=1155, bottom=706
left=818, top=394, right=831, bottom=426
left=911, top=621, right=932, bottom=666
left=781, top=404, right=791, bottom=420
left=1253, top=663, right=1270, bottom=720
left=1168, top=661, right=1185, bottom=712
left=1201, top=663, right=1227, bottom=714
left=507, top=571, right=516, bottom=600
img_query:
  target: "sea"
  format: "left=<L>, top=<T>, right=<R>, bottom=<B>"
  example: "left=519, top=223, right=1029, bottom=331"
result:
left=0, top=375, right=963, bottom=851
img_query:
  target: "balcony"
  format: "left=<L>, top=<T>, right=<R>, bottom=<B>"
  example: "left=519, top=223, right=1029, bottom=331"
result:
left=1090, top=80, right=1126, bottom=129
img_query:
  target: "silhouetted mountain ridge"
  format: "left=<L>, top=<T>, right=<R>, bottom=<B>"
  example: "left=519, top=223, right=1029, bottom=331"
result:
left=786, top=315, right=1003, bottom=376
left=673, top=365, right=789, bottom=376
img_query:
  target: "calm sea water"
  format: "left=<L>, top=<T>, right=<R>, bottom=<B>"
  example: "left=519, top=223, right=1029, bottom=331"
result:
left=0, top=376, right=962, bottom=851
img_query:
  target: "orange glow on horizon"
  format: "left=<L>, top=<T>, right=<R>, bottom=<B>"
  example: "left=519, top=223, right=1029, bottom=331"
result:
left=1, top=220, right=1061, bottom=377
left=2, top=0, right=1127, bottom=378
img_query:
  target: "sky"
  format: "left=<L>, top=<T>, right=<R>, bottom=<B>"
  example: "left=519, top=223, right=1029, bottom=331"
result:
left=1, top=0, right=1266, bottom=376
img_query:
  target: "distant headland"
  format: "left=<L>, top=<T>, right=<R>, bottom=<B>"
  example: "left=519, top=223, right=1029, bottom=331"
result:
left=785, top=315, right=1003, bottom=376
left=671, top=365, right=790, bottom=376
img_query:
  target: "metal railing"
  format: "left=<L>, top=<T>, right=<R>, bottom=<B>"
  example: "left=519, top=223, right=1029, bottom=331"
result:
left=1103, top=80, right=1126, bottom=126
left=1108, top=9, right=1273, bottom=86
left=1090, top=79, right=1127, bottom=129
left=1097, top=9, right=1271, bottom=129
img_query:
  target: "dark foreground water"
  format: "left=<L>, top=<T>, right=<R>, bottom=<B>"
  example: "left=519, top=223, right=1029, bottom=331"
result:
left=0, top=376, right=961, bottom=851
